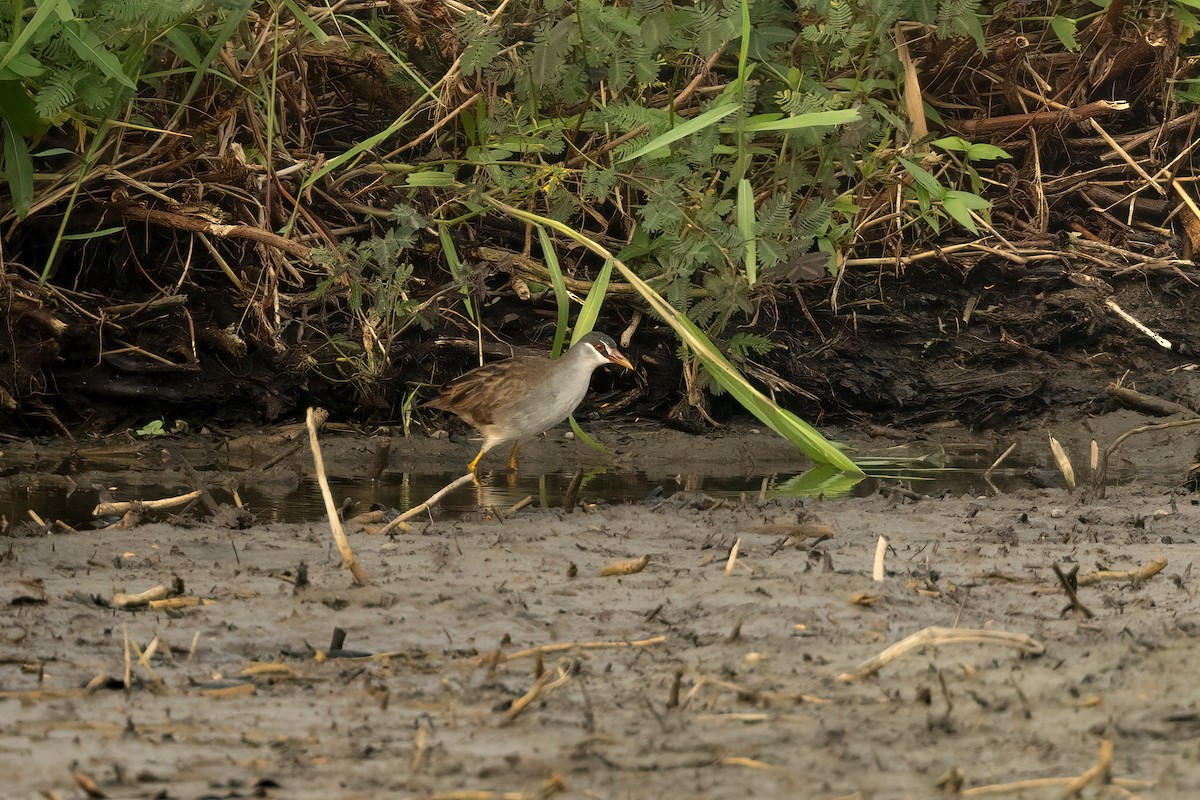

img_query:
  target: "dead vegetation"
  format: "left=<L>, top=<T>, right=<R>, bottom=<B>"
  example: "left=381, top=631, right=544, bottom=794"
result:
left=0, top=1, right=1196, bottom=438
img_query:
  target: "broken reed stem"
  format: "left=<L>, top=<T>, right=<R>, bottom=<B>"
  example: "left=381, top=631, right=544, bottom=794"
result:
left=872, top=535, right=887, bottom=582
left=1077, top=557, right=1167, bottom=586
left=92, top=489, right=204, bottom=516
left=1092, top=418, right=1200, bottom=498
left=505, top=660, right=571, bottom=722
left=479, top=635, right=666, bottom=667
left=377, top=472, right=475, bottom=535
left=723, top=538, right=741, bottom=576
left=960, top=740, right=1145, bottom=797
left=305, top=407, right=369, bottom=586
left=112, top=585, right=169, bottom=608
left=983, top=442, right=1017, bottom=479
left=839, top=626, right=1045, bottom=682
left=1104, top=298, right=1173, bottom=349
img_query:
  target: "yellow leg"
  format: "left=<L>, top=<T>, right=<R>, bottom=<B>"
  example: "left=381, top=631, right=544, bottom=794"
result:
left=467, top=447, right=486, bottom=473
left=506, top=441, right=521, bottom=471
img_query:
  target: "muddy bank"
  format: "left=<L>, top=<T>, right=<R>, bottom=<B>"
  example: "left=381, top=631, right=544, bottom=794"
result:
left=2, top=466, right=1198, bottom=798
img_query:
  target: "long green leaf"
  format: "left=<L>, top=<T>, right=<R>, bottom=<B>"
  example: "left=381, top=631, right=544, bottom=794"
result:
left=60, top=23, right=135, bottom=89
left=571, top=258, right=612, bottom=345
left=283, top=0, right=329, bottom=43
left=437, top=226, right=475, bottom=322
left=537, top=226, right=570, bottom=358
left=483, top=198, right=863, bottom=475
left=729, top=108, right=861, bottom=133
left=61, top=226, right=124, bottom=240
left=615, top=103, right=739, bottom=163
left=0, top=0, right=63, bottom=76
left=737, top=178, right=756, bottom=285
left=3, top=124, right=33, bottom=218
left=568, top=415, right=606, bottom=454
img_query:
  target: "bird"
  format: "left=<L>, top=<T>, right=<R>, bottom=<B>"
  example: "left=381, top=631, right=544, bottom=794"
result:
left=425, top=332, right=634, bottom=473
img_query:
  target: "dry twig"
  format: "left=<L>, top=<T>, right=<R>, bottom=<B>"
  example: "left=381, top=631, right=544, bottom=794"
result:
left=305, top=407, right=368, bottom=585
left=839, top=627, right=1045, bottom=682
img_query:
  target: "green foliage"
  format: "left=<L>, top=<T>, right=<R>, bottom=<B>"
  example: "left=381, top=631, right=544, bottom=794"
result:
left=309, top=206, right=433, bottom=396
left=0, top=0, right=218, bottom=218
left=442, top=0, right=992, bottom=339
left=135, top=419, right=167, bottom=437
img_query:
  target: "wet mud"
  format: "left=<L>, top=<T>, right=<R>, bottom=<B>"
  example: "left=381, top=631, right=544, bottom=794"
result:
left=2, top=419, right=1199, bottom=799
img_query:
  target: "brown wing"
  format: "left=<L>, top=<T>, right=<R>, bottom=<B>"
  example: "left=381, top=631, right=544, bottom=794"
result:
left=424, top=356, right=549, bottom=428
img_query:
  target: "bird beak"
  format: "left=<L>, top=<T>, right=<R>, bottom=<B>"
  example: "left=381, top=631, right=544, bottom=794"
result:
left=608, top=351, right=634, bottom=371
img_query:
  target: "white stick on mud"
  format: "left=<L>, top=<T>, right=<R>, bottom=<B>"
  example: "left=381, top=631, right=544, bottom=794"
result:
left=377, top=472, right=475, bottom=535
left=1104, top=299, right=1172, bottom=349
left=839, top=626, right=1045, bottom=682
left=872, top=535, right=887, bottom=582
left=306, top=407, right=369, bottom=586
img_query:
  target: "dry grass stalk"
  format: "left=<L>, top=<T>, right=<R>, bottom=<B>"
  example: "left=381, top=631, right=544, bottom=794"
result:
left=872, top=535, right=887, bottom=582
left=1092, top=418, right=1200, bottom=498
left=1061, top=738, right=1113, bottom=796
left=411, top=715, right=433, bottom=775
left=112, top=585, right=169, bottom=608
left=719, top=756, right=772, bottom=769
left=92, top=489, right=203, bottom=516
left=983, top=442, right=1016, bottom=481
left=838, top=627, right=1045, bottom=682
left=960, top=739, right=1152, bottom=796
left=71, top=770, right=105, bottom=799
left=505, top=659, right=571, bottom=722
left=148, top=597, right=212, bottom=609
left=599, top=554, right=650, bottom=576
left=239, top=663, right=298, bottom=679
left=199, top=683, right=256, bottom=699
left=305, top=407, right=369, bottom=586
left=378, top=472, right=475, bottom=534
left=894, top=23, right=928, bottom=143
left=1077, top=557, right=1167, bottom=586
left=695, top=712, right=773, bottom=722
left=508, top=495, right=534, bottom=513
left=1104, top=298, right=1173, bottom=349
left=479, top=635, right=666, bottom=666
left=723, top=538, right=741, bottom=576
left=1048, top=435, right=1075, bottom=492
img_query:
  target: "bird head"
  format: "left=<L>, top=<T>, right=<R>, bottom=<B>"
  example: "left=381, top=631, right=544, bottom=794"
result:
left=574, top=332, right=634, bottom=371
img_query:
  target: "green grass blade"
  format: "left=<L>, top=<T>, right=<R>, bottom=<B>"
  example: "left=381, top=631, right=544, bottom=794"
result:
left=734, top=108, right=861, bottom=132
left=568, top=415, right=606, bottom=454
left=737, top=178, right=756, bottom=285
left=437, top=226, right=475, bottom=322
left=60, top=22, right=135, bottom=88
left=615, top=103, right=739, bottom=164
left=0, top=0, right=62, bottom=76
left=2, top=124, right=33, bottom=218
left=571, top=258, right=612, bottom=345
left=537, top=226, right=570, bottom=358
left=283, top=0, right=329, bottom=43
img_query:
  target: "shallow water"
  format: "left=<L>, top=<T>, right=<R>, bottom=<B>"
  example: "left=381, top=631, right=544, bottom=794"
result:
left=0, top=455, right=1169, bottom=529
